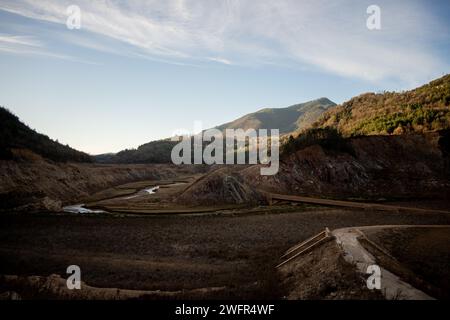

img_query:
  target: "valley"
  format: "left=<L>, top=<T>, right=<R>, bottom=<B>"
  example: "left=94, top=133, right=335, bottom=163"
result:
left=1, top=75, right=450, bottom=300
left=0, top=159, right=449, bottom=300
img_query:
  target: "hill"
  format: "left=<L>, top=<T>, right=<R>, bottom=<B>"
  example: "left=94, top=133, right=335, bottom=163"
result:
left=313, top=74, right=450, bottom=136
left=178, top=76, right=450, bottom=205
left=96, top=98, right=336, bottom=164
left=178, top=131, right=450, bottom=205
left=96, top=139, right=177, bottom=164
left=0, top=107, right=92, bottom=163
left=216, top=97, right=336, bottom=134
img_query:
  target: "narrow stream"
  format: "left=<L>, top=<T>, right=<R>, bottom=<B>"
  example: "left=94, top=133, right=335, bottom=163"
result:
left=124, top=186, right=159, bottom=199
left=63, top=181, right=190, bottom=214
left=63, top=185, right=162, bottom=214
left=62, top=204, right=106, bottom=214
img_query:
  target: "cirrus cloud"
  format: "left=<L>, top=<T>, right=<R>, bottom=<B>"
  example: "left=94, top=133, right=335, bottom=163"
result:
left=0, top=0, right=448, bottom=84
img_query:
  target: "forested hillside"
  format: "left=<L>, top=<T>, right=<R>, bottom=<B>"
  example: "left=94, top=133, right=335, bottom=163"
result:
left=314, top=74, right=450, bottom=136
left=0, top=107, right=92, bottom=162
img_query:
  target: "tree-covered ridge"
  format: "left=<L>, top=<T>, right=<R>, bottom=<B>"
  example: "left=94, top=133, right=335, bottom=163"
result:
left=105, top=139, right=177, bottom=164
left=0, top=107, right=92, bottom=162
left=314, top=74, right=450, bottom=136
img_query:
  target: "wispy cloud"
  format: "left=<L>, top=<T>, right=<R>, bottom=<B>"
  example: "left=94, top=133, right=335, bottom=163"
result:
left=0, top=33, right=99, bottom=64
left=0, top=0, right=448, bottom=83
left=0, top=34, right=43, bottom=54
left=0, top=34, right=42, bottom=47
left=208, top=57, right=232, bottom=65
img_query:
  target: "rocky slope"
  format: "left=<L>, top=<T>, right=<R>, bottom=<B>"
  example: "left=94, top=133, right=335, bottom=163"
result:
left=245, top=132, right=450, bottom=200
left=178, top=132, right=450, bottom=204
left=176, top=166, right=264, bottom=205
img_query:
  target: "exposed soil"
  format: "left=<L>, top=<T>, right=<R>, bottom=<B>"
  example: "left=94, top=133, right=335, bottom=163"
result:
left=1, top=207, right=449, bottom=299
left=0, top=274, right=227, bottom=300
left=176, top=165, right=264, bottom=206
left=181, top=133, right=450, bottom=205
left=0, top=160, right=207, bottom=212
left=1, top=133, right=449, bottom=300
left=250, top=133, right=450, bottom=199
left=278, top=240, right=383, bottom=299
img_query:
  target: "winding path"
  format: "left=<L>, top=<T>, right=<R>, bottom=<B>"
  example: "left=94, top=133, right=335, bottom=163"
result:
left=332, top=225, right=450, bottom=300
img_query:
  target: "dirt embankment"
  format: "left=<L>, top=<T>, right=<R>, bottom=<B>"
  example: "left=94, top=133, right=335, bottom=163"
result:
left=245, top=133, right=450, bottom=200
left=180, top=133, right=450, bottom=205
left=0, top=274, right=226, bottom=300
left=176, top=166, right=264, bottom=206
left=278, top=240, right=383, bottom=299
left=0, top=159, right=205, bottom=212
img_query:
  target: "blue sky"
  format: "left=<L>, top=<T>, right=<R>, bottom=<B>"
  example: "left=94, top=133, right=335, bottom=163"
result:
left=0, top=0, right=449, bottom=154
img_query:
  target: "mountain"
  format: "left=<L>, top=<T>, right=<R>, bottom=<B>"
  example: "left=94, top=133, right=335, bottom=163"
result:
left=0, top=107, right=92, bottom=163
left=94, top=74, right=450, bottom=165
left=95, top=98, right=336, bottom=164
left=313, top=74, right=450, bottom=136
left=179, top=76, right=450, bottom=205
left=216, top=97, right=336, bottom=134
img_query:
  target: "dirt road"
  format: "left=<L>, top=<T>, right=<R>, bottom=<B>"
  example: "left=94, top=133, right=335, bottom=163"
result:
left=266, top=193, right=450, bottom=214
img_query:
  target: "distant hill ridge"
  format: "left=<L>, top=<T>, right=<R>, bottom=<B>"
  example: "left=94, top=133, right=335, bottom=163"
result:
left=96, top=98, right=336, bottom=163
left=0, top=107, right=92, bottom=162
left=3, top=75, right=449, bottom=165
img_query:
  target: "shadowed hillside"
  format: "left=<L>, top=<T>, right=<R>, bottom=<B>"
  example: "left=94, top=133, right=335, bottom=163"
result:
left=178, top=131, right=450, bottom=205
left=96, top=139, right=178, bottom=164
left=0, top=107, right=92, bottom=163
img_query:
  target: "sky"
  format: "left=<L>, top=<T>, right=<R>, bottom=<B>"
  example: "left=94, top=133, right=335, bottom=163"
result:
left=0, top=0, right=449, bottom=154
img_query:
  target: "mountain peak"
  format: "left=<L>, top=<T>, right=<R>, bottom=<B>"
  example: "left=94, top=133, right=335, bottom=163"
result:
left=216, top=98, right=336, bottom=134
